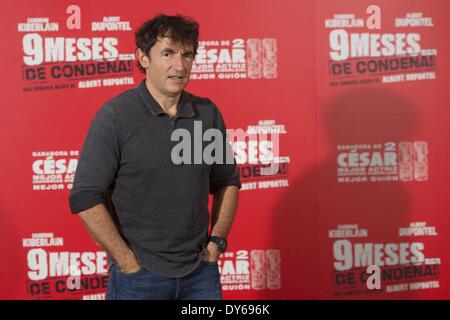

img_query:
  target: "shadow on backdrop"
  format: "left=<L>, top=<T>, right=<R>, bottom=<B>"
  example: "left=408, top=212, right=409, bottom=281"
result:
left=260, top=87, right=422, bottom=299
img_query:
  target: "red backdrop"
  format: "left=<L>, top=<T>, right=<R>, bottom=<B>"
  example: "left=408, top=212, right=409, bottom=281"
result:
left=0, top=0, right=449, bottom=299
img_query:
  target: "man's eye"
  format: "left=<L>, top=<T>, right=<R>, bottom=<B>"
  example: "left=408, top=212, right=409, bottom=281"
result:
left=184, top=54, right=194, bottom=60
left=163, top=52, right=172, bottom=57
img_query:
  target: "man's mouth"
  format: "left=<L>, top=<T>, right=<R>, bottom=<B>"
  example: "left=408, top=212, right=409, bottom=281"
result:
left=168, top=75, right=185, bottom=80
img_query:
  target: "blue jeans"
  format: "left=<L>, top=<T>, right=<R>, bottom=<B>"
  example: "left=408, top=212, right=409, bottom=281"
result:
left=105, top=260, right=222, bottom=300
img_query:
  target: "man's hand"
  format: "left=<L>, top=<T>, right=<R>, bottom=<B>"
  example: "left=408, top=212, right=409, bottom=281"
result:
left=119, top=249, right=142, bottom=273
left=78, top=204, right=142, bottom=274
left=203, top=241, right=221, bottom=262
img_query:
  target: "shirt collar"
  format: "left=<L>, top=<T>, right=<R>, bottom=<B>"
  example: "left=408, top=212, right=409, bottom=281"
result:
left=136, top=79, right=195, bottom=118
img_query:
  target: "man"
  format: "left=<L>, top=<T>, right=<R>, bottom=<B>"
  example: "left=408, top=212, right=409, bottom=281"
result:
left=69, top=14, right=241, bottom=300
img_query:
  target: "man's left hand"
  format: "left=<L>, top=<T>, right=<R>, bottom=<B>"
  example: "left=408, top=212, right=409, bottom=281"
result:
left=203, top=241, right=221, bottom=262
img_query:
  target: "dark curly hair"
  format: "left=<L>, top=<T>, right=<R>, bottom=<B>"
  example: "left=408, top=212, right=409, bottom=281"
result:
left=135, top=14, right=200, bottom=73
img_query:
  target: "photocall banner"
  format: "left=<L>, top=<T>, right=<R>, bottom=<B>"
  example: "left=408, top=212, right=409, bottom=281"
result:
left=0, top=0, right=448, bottom=299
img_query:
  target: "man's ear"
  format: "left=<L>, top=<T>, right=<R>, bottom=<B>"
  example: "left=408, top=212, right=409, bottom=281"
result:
left=136, top=48, right=150, bottom=69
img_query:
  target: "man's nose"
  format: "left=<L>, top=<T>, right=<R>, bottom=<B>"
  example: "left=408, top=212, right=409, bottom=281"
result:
left=172, top=53, right=185, bottom=70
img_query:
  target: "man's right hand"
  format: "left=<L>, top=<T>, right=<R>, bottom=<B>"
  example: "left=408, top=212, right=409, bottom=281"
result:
left=78, top=204, right=142, bottom=274
left=118, top=249, right=142, bottom=273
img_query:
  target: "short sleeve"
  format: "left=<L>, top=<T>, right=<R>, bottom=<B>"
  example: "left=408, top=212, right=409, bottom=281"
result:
left=69, top=105, right=121, bottom=213
left=209, top=105, right=241, bottom=194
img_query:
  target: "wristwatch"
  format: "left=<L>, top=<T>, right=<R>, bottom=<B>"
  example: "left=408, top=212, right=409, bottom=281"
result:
left=209, top=236, right=227, bottom=253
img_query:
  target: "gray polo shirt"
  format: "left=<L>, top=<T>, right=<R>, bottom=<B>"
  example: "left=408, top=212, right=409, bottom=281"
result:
left=69, top=79, right=241, bottom=277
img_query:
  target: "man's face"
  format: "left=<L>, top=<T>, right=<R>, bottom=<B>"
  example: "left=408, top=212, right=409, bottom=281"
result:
left=143, top=36, right=195, bottom=97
